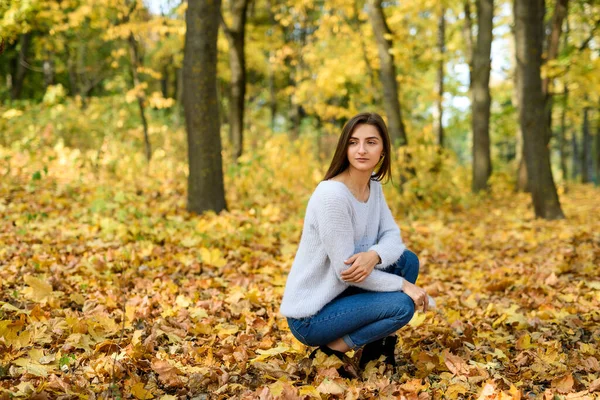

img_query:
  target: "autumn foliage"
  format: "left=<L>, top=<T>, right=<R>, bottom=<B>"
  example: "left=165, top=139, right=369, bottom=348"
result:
left=1, top=122, right=599, bottom=399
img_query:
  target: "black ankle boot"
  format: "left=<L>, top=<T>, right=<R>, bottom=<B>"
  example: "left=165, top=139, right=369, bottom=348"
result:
left=309, top=346, right=359, bottom=379
left=358, top=338, right=385, bottom=368
left=359, top=336, right=398, bottom=369
left=381, top=335, right=397, bottom=367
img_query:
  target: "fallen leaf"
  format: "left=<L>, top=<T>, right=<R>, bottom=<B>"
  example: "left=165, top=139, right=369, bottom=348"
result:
left=316, top=379, right=346, bottom=395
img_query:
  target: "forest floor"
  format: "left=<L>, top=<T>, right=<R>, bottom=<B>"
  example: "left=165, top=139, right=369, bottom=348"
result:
left=1, top=145, right=599, bottom=400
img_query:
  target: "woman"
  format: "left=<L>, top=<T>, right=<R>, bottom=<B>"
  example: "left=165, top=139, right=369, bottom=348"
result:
left=280, top=112, right=430, bottom=377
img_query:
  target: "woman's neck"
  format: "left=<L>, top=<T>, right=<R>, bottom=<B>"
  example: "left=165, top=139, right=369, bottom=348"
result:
left=339, top=168, right=371, bottom=196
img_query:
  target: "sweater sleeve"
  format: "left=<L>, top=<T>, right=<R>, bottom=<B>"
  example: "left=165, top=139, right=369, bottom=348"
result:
left=315, top=192, right=404, bottom=292
left=369, top=183, right=406, bottom=269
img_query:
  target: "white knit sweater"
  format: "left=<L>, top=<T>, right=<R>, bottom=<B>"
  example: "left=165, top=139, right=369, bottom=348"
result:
left=280, top=180, right=406, bottom=318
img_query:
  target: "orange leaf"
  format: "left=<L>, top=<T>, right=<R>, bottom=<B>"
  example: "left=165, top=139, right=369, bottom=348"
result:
left=443, top=349, right=470, bottom=376
left=552, top=373, right=574, bottom=394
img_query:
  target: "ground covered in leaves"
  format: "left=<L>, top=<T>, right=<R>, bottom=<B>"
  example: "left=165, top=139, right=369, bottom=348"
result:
left=1, top=141, right=599, bottom=400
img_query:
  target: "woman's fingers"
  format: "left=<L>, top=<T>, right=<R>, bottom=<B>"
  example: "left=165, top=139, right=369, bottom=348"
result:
left=342, top=266, right=368, bottom=282
left=341, top=264, right=359, bottom=278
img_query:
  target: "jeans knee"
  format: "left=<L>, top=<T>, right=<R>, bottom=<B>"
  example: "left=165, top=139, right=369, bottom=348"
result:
left=402, top=250, right=420, bottom=273
left=391, top=294, right=415, bottom=325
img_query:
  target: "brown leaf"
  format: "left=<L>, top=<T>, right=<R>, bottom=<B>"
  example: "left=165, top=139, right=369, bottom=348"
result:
left=552, top=373, right=575, bottom=394
left=316, top=379, right=346, bottom=395
left=589, top=378, right=600, bottom=393
left=442, top=349, right=470, bottom=376
left=151, top=359, right=184, bottom=388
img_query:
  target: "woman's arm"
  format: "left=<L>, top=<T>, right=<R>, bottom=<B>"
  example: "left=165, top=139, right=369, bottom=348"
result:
left=316, top=194, right=405, bottom=292
left=369, top=184, right=406, bottom=269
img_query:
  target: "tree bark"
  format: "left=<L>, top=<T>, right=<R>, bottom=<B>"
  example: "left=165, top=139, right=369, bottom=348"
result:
left=128, top=32, right=152, bottom=162
left=571, top=126, right=579, bottom=180
left=433, top=8, right=446, bottom=147
left=10, top=32, right=32, bottom=100
left=558, top=20, right=570, bottom=184
left=43, top=52, right=55, bottom=88
left=559, top=89, right=569, bottom=182
left=542, top=0, right=569, bottom=147
left=514, top=0, right=564, bottom=219
left=351, top=0, right=376, bottom=90
left=66, top=47, right=79, bottom=97
left=267, top=50, right=277, bottom=131
left=463, top=0, right=474, bottom=83
left=596, top=104, right=600, bottom=186
left=367, top=0, right=407, bottom=146
left=184, top=0, right=227, bottom=214
left=221, top=0, right=250, bottom=160
left=161, top=65, right=169, bottom=98
left=581, top=105, right=591, bottom=183
left=471, top=0, right=493, bottom=192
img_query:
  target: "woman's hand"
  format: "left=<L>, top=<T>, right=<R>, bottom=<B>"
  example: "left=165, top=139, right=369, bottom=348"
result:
left=401, top=281, right=429, bottom=313
left=341, top=251, right=380, bottom=283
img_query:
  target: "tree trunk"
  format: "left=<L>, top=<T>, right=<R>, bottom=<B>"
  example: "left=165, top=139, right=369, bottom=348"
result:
left=514, top=0, right=564, bottom=219
left=433, top=8, right=446, bottom=147
left=284, top=19, right=305, bottom=140
left=10, top=32, right=32, bottom=100
left=463, top=0, right=474, bottom=83
left=66, top=47, right=79, bottom=97
left=558, top=20, right=570, bottom=184
left=581, top=105, right=591, bottom=183
left=161, top=64, right=169, bottom=98
left=43, top=52, right=55, bottom=88
left=594, top=103, right=600, bottom=186
left=184, top=0, right=227, bottom=214
left=352, top=0, right=376, bottom=90
left=559, top=89, right=569, bottom=182
left=571, top=127, right=579, bottom=180
left=128, top=32, right=152, bottom=162
left=471, top=0, right=493, bottom=192
left=542, top=0, right=569, bottom=145
left=267, top=50, right=277, bottom=132
left=368, top=0, right=407, bottom=146
left=221, top=0, right=250, bottom=160
left=510, top=14, right=529, bottom=192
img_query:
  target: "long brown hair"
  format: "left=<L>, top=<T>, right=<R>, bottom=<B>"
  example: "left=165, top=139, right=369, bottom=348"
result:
left=323, top=112, right=392, bottom=182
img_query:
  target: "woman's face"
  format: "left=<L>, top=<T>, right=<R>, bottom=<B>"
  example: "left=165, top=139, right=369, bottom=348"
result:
left=346, top=124, right=384, bottom=173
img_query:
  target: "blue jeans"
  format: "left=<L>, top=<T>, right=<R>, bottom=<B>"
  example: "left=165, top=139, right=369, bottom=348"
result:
left=287, top=250, right=419, bottom=349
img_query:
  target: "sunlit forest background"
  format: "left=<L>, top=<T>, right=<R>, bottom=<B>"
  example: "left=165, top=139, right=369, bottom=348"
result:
left=1, top=0, right=600, bottom=398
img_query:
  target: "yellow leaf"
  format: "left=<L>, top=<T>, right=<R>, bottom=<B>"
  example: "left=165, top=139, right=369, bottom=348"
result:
left=131, top=382, right=154, bottom=400
left=190, top=308, right=208, bottom=320
left=409, top=312, right=427, bottom=327
left=312, top=351, right=344, bottom=369
left=214, top=323, right=239, bottom=338
left=251, top=344, right=292, bottom=362
left=445, top=382, right=469, bottom=399
left=199, top=247, right=227, bottom=268
left=0, top=320, right=31, bottom=349
left=22, top=275, right=54, bottom=303
left=13, top=357, right=56, bottom=377
left=269, top=381, right=285, bottom=396
left=516, top=334, right=533, bottom=350
left=298, top=385, right=321, bottom=398
left=175, top=295, right=191, bottom=308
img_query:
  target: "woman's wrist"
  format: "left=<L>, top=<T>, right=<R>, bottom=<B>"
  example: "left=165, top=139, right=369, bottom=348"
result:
left=368, top=250, right=381, bottom=266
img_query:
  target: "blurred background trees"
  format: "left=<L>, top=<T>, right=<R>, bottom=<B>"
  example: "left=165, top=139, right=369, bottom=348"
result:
left=1, top=0, right=599, bottom=217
